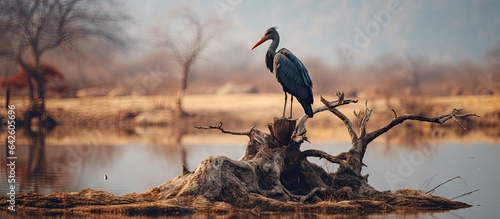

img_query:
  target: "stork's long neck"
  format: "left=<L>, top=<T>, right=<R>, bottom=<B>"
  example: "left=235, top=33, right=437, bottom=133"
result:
left=265, top=35, right=280, bottom=72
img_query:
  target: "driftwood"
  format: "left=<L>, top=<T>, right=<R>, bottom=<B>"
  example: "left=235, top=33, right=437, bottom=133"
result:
left=1, top=91, right=478, bottom=217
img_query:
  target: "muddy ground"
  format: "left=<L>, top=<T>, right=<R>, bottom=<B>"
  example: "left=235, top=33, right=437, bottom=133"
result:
left=0, top=187, right=470, bottom=217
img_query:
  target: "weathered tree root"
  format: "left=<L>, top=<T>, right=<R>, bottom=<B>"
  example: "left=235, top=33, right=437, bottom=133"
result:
left=194, top=120, right=337, bottom=203
left=301, top=149, right=346, bottom=165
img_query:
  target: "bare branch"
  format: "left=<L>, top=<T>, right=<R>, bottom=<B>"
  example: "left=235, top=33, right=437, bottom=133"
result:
left=38, top=0, right=78, bottom=53
left=301, top=149, right=346, bottom=165
left=353, top=110, right=360, bottom=124
left=451, top=189, right=480, bottom=200
left=450, top=109, right=470, bottom=130
left=295, top=91, right=357, bottom=136
left=426, top=176, right=466, bottom=194
left=195, top=122, right=251, bottom=136
left=359, top=100, right=373, bottom=137
left=159, top=5, right=219, bottom=68
left=163, top=40, right=185, bottom=66
left=365, top=109, right=480, bottom=143
left=391, top=109, right=397, bottom=118
left=320, top=93, right=359, bottom=143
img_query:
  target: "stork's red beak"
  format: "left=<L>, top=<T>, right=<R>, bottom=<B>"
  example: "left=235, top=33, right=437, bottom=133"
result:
left=251, top=36, right=269, bottom=50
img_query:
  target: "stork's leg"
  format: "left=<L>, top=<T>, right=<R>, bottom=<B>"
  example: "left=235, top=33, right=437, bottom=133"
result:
left=289, top=95, right=294, bottom=119
left=282, top=91, right=287, bottom=118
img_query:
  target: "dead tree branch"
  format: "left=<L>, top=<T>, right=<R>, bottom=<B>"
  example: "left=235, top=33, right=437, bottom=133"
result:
left=320, top=93, right=359, bottom=143
left=301, top=149, right=346, bottom=165
left=451, top=189, right=480, bottom=200
left=295, top=91, right=357, bottom=136
left=426, top=176, right=467, bottom=194
left=195, top=122, right=251, bottom=136
left=391, top=109, right=398, bottom=118
left=359, top=100, right=373, bottom=137
left=365, top=109, right=479, bottom=144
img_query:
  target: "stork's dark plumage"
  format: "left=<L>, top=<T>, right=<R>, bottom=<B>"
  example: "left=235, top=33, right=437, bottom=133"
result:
left=251, top=27, right=314, bottom=118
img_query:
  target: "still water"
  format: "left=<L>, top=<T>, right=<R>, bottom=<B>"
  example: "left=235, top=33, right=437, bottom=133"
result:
left=0, top=126, right=499, bottom=218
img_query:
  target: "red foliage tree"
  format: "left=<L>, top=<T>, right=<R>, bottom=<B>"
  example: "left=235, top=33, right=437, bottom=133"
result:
left=0, top=63, right=66, bottom=97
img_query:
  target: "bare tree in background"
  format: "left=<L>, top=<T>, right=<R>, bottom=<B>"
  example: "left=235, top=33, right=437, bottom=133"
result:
left=405, top=56, right=428, bottom=95
left=158, top=6, right=220, bottom=116
left=0, top=0, right=128, bottom=123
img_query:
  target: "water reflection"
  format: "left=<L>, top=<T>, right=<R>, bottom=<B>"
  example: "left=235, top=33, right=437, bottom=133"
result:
left=24, top=123, right=50, bottom=194
left=0, top=124, right=195, bottom=195
left=1, top=122, right=54, bottom=194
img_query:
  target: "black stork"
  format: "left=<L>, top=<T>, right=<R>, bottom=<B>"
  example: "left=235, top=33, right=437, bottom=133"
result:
left=251, top=27, right=314, bottom=118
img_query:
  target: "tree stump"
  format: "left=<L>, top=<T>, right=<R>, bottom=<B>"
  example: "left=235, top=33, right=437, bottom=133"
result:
left=268, top=117, right=296, bottom=146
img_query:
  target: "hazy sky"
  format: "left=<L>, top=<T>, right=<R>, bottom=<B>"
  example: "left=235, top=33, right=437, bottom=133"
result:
left=123, top=0, right=500, bottom=68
